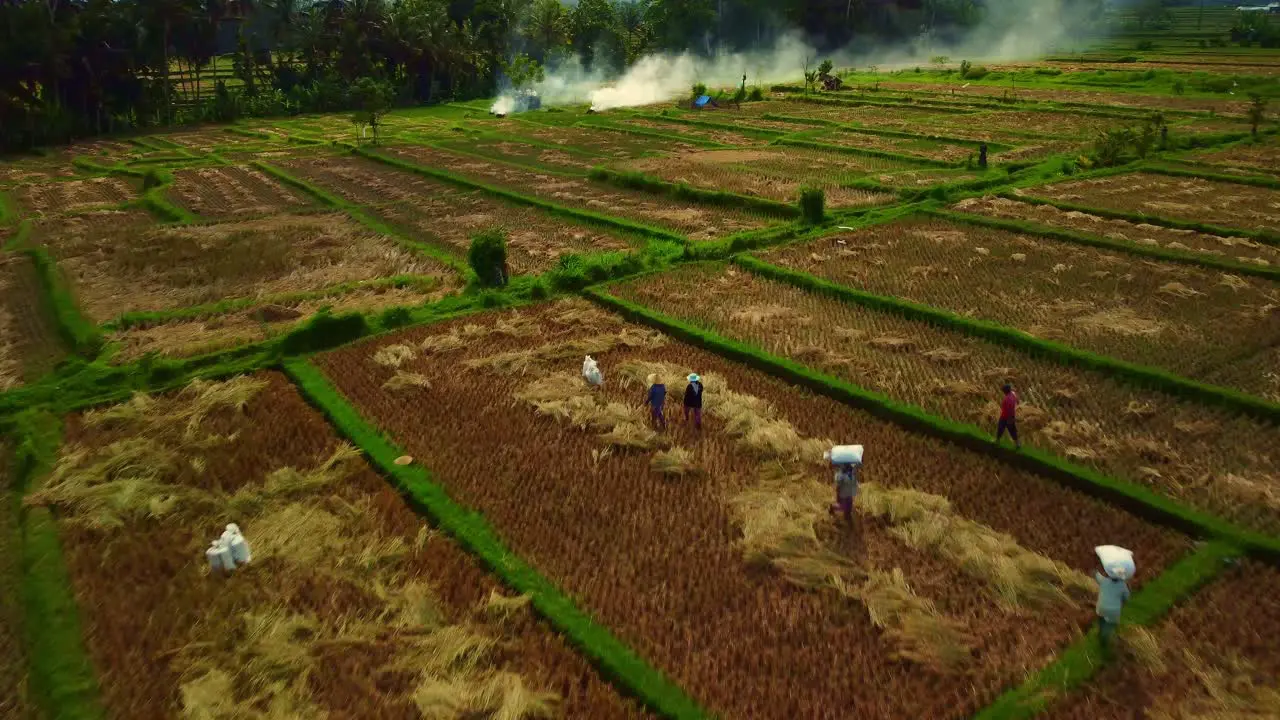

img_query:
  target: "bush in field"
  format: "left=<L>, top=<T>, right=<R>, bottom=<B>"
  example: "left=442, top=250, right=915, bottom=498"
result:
left=799, top=187, right=825, bottom=224
left=281, top=308, right=369, bottom=355
left=959, top=60, right=972, bottom=78
left=468, top=228, right=509, bottom=287
left=350, top=77, right=393, bottom=144
left=748, top=86, right=765, bottom=101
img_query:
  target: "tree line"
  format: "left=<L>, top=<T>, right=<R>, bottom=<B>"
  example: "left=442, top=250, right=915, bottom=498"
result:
left=1, top=0, right=999, bottom=152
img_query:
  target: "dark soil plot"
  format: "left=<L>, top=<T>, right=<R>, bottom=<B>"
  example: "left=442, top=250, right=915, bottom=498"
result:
left=615, top=147, right=901, bottom=207
left=761, top=217, right=1280, bottom=397
left=1180, top=137, right=1280, bottom=178
left=168, top=165, right=313, bottom=218
left=372, top=195, right=636, bottom=274
left=614, top=117, right=773, bottom=147
left=611, top=264, right=1280, bottom=537
left=1024, top=172, right=1280, bottom=234
left=929, top=110, right=1120, bottom=139
left=317, top=300, right=1188, bottom=720
left=0, top=254, right=66, bottom=390
left=951, top=195, right=1280, bottom=268
left=14, top=177, right=138, bottom=217
left=1044, top=561, right=1280, bottom=720
left=35, top=211, right=448, bottom=322
left=384, top=146, right=779, bottom=240
left=435, top=137, right=601, bottom=174
left=808, top=128, right=979, bottom=163
left=479, top=118, right=702, bottom=158
left=276, top=155, right=447, bottom=208
left=34, top=372, right=650, bottom=720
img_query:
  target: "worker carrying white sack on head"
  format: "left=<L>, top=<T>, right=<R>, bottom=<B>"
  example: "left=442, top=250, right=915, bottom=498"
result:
left=1094, top=545, right=1134, bottom=647
left=583, top=355, right=603, bottom=388
left=824, top=445, right=863, bottom=526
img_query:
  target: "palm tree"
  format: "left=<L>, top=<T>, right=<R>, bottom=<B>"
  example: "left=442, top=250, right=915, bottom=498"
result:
left=524, top=0, right=568, bottom=63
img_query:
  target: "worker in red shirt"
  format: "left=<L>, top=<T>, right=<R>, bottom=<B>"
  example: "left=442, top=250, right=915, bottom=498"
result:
left=996, top=384, right=1021, bottom=449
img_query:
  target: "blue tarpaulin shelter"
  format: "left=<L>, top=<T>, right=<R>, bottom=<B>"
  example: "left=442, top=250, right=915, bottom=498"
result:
left=693, top=95, right=712, bottom=108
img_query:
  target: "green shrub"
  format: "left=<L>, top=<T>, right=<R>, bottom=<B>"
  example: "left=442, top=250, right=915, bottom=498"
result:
left=748, top=86, right=764, bottom=101
left=280, top=309, right=369, bottom=355
left=377, top=306, right=413, bottom=330
left=799, top=187, right=825, bottom=224
left=966, top=66, right=990, bottom=80
left=530, top=280, right=550, bottom=300
left=959, top=60, right=972, bottom=78
left=467, top=227, right=509, bottom=287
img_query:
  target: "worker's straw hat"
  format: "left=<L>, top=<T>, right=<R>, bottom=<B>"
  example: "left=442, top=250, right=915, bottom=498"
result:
left=688, top=373, right=700, bottom=383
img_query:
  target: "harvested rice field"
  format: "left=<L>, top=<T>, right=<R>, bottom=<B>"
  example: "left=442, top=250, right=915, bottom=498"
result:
left=610, top=263, right=1280, bottom=535
left=950, top=195, right=1280, bottom=267
left=315, top=299, right=1189, bottom=720
left=616, top=147, right=902, bottom=207
left=613, top=117, right=774, bottom=147
left=167, top=165, right=314, bottom=218
left=1178, top=137, right=1280, bottom=178
left=276, top=155, right=449, bottom=208
left=856, top=82, right=1251, bottom=115
left=1043, top=560, right=1280, bottom=720
left=761, top=217, right=1280, bottom=397
left=13, top=176, right=138, bottom=216
left=435, top=137, right=600, bottom=173
left=483, top=118, right=704, bottom=158
left=1023, top=172, right=1280, bottom=233
left=373, top=198, right=636, bottom=274
left=0, top=254, right=65, bottom=389
left=34, top=211, right=452, bottom=322
left=28, top=372, right=649, bottom=720
left=384, top=146, right=778, bottom=240
left=107, top=281, right=450, bottom=362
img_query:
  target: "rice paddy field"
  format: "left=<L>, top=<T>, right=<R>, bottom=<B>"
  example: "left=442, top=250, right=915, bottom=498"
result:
left=4, top=36, right=1280, bottom=720
left=760, top=217, right=1280, bottom=397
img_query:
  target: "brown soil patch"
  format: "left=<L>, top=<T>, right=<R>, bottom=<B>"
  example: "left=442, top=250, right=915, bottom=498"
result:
left=38, top=211, right=450, bottom=322
left=874, top=81, right=1249, bottom=115
left=1185, top=137, right=1280, bottom=178
left=952, top=196, right=1280, bottom=267
left=169, top=166, right=312, bottom=218
left=0, top=254, right=66, bottom=389
left=1029, top=172, right=1280, bottom=233
left=15, top=177, right=138, bottom=216
left=317, top=300, right=1188, bottom=720
left=385, top=146, right=776, bottom=241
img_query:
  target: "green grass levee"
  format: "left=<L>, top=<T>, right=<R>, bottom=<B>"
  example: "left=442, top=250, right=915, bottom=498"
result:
left=583, top=285, right=1280, bottom=564
left=22, top=244, right=103, bottom=359
left=13, top=411, right=105, bottom=720
left=282, top=358, right=714, bottom=720
left=973, top=540, right=1240, bottom=720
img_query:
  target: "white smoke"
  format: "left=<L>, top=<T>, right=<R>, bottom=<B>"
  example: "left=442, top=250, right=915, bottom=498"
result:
left=490, top=0, right=1103, bottom=114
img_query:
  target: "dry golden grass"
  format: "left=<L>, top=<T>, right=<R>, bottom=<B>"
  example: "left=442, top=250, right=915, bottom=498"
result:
left=839, top=569, right=975, bottom=671
left=650, top=447, right=698, bottom=476
left=858, top=483, right=1094, bottom=609
left=50, top=376, right=561, bottom=718
left=48, top=212, right=448, bottom=322
left=108, top=285, right=447, bottom=363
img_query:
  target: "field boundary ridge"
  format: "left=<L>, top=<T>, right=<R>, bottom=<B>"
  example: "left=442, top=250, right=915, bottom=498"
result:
left=12, top=411, right=106, bottom=720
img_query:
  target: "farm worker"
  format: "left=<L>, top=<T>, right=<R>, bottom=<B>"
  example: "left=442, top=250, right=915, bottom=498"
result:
left=683, top=373, right=704, bottom=429
left=583, top=356, right=603, bottom=388
left=645, top=373, right=667, bottom=430
left=996, top=384, right=1021, bottom=449
left=825, top=445, right=863, bottom=525
left=1094, top=545, right=1134, bottom=648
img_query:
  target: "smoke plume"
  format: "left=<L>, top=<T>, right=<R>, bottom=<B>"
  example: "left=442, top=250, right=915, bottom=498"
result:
left=490, top=0, right=1104, bottom=115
